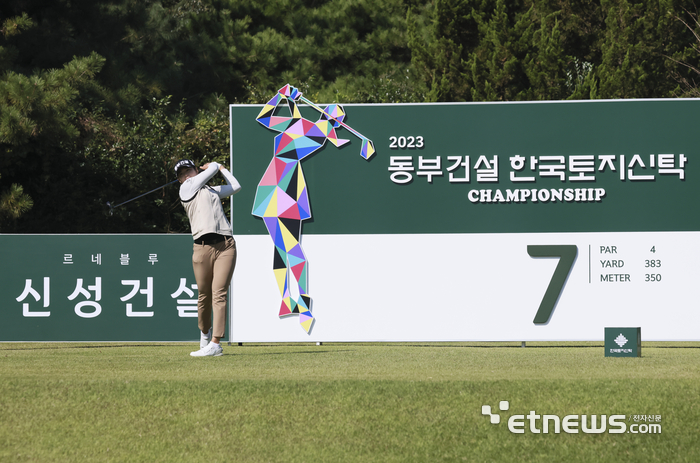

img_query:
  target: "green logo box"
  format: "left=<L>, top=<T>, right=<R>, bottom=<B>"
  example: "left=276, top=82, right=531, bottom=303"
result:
left=605, top=327, right=641, bottom=357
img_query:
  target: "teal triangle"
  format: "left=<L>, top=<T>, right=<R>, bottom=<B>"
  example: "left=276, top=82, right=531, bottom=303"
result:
left=252, top=185, right=276, bottom=216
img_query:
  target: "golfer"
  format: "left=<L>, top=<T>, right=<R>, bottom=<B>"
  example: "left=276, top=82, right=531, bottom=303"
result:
left=175, top=159, right=241, bottom=357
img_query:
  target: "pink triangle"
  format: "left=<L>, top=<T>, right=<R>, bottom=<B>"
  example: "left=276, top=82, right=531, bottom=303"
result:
left=269, top=116, right=290, bottom=129
left=275, top=188, right=296, bottom=215
left=301, top=119, right=316, bottom=135
left=279, top=299, right=292, bottom=316
left=286, top=119, right=306, bottom=136
left=275, top=133, right=295, bottom=156
left=279, top=204, right=301, bottom=220
left=273, top=158, right=288, bottom=183
left=291, top=262, right=306, bottom=281
left=259, top=161, right=279, bottom=186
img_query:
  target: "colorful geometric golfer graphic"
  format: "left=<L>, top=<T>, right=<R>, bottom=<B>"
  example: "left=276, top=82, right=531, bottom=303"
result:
left=252, top=84, right=376, bottom=333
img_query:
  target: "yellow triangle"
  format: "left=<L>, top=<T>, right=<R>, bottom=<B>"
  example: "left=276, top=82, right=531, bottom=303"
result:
left=297, top=169, right=306, bottom=193
left=316, top=120, right=331, bottom=135
left=257, top=103, right=275, bottom=119
left=273, top=268, right=287, bottom=295
left=280, top=222, right=299, bottom=250
left=300, top=318, right=313, bottom=333
left=263, top=188, right=278, bottom=217
left=366, top=143, right=376, bottom=158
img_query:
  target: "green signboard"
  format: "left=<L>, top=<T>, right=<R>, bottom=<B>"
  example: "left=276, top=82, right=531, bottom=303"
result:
left=231, top=100, right=696, bottom=236
left=229, top=99, right=700, bottom=342
left=0, top=234, right=206, bottom=342
left=605, top=327, right=642, bottom=357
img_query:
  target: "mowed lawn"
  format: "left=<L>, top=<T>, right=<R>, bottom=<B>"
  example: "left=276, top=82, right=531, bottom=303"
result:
left=1, top=342, right=698, bottom=462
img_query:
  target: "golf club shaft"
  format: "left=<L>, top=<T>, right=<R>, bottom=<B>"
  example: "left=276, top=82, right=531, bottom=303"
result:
left=110, top=179, right=178, bottom=210
left=298, top=95, right=369, bottom=141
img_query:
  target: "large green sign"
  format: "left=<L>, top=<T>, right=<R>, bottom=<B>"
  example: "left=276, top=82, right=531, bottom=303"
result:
left=231, top=99, right=696, bottom=235
left=229, top=99, right=700, bottom=342
left=0, top=234, right=206, bottom=342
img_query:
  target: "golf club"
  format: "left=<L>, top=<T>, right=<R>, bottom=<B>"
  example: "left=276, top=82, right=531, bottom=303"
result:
left=298, top=95, right=376, bottom=159
left=107, top=179, right=179, bottom=215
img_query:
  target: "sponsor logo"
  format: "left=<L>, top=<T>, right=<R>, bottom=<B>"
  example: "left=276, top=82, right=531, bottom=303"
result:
left=614, top=333, right=628, bottom=347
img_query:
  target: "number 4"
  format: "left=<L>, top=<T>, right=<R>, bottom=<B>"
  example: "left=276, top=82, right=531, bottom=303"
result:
left=527, top=245, right=578, bottom=324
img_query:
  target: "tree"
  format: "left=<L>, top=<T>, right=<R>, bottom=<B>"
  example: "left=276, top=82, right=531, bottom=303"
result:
left=4, top=0, right=698, bottom=233
left=590, top=0, right=698, bottom=99
left=0, top=175, right=33, bottom=231
left=1, top=11, right=109, bottom=231
left=82, top=96, right=231, bottom=233
left=667, top=4, right=700, bottom=96
left=408, top=0, right=700, bottom=101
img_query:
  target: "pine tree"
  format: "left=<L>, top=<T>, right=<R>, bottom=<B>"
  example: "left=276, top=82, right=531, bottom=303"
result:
left=408, top=0, right=700, bottom=101
left=0, top=175, right=33, bottom=230
left=591, top=0, right=699, bottom=99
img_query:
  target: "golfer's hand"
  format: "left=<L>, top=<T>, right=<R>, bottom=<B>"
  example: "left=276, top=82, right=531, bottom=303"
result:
left=201, top=162, right=222, bottom=171
left=279, top=85, right=302, bottom=101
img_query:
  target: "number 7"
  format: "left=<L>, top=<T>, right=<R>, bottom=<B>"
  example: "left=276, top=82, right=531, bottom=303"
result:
left=527, top=245, right=578, bottom=324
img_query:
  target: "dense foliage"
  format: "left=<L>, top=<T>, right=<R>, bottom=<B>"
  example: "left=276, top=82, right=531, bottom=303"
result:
left=409, top=0, right=700, bottom=101
left=1, top=0, right=699, bottom=232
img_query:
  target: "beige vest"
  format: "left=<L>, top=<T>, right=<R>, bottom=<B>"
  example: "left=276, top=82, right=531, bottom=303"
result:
left=182, top=186, right=232, bottom=240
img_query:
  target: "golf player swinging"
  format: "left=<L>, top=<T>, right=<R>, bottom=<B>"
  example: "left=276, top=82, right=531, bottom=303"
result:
left=175, top=159, right=241, bottom=356
left=253, top=84, right=360, bottom=333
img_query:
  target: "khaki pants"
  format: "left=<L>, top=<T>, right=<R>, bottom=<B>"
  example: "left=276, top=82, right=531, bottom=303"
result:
left=192, top=236, right=237, bottom=338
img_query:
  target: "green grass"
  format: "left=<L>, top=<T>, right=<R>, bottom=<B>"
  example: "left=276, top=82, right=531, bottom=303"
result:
left=1, top=342, right=698, bottom=462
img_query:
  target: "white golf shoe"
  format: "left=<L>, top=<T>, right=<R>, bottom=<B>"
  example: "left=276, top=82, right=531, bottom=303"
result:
left=190, top=341, right=223, bottom=357
left=200, top=328, right=212, bottom=349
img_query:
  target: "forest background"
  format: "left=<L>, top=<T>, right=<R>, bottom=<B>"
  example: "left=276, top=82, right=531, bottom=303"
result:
left=2, top=0, right=700, bottom=233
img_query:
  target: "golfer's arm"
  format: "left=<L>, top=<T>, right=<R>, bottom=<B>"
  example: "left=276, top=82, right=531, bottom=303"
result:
left=256, top=85, right=297, bottom=131
left=215, top=168, right=241, bottom=198
left=179, top=163, right=219, bottom=201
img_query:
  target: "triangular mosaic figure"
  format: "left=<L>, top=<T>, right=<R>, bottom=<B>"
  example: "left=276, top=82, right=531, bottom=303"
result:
left=253, top=84, right=375, bottom=333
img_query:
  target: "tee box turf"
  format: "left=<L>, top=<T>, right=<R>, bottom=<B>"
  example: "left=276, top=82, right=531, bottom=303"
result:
left=605, top=327, right=641, bottom=357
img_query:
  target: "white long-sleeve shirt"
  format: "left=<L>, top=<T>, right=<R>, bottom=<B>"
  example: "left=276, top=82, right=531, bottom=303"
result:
left=179, top=162, right=242, bottom=240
